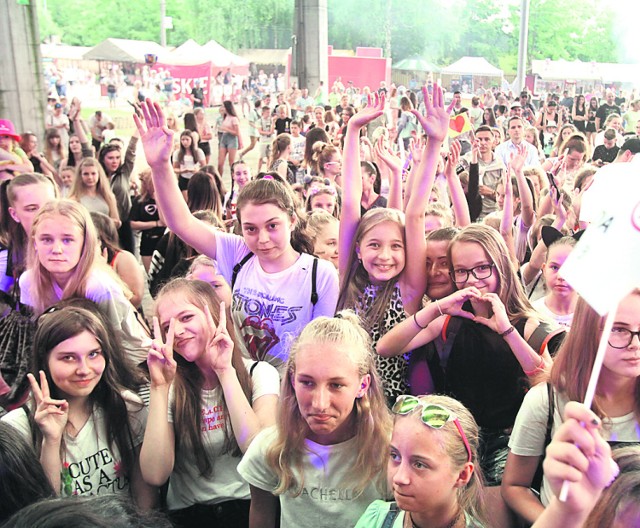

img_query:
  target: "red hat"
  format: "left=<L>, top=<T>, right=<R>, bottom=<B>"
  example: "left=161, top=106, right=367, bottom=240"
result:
left=0, top=120, right=21, bottom=142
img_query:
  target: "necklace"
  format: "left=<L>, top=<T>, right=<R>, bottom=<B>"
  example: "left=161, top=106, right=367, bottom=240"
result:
left=407, top=510, right=462, bottom=528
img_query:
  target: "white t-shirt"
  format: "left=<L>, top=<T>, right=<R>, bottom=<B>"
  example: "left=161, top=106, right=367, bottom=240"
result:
left=532, top=297, right=573, bottom=328
left=19, top=268, right=149, bottom=363
left=509, top=383, right=640, bottom=507
left=214, top=232, right=339, bottom=370
left=166, top=358, right=279, bottom=510
left=2, top=391, right=147, bottom=497
left=238, top=427, right=385, bottom=528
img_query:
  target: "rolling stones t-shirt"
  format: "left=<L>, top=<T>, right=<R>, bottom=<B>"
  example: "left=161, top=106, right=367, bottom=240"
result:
left=214, top=232, right=339, bottom=371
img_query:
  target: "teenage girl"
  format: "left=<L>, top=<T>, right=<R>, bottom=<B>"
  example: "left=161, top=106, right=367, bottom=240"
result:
left=194, top=107, right=213, bottom=165
left=1, top=304, right=156, bottom=506
left=140, top=278, right=279, bottom=527
left=129, top=169, right=164, bottom=273
left=306, top=209, right=339, bottom=269
left=585, top=96, right=599, bottom=147
left=311, top=142, right=342, bottom=185
left=355, top=394, right=487, bottom=528
left=305, top=184, right=339, bottom=217
left=502, top=290, right=640, bottom=524
left=19, top=199, right=150, bottom=363
left=530, top=227, right=579, bottom=328
left=44, top=128, right=66, bottom=171
left=186, top=255, right=233, bottom=306
left=0, top=173, right=57, bottom=296
left=223, top=160, right=252, bottom=224
left=172, top=131, right=205, bottom=195
left=134, top=100, right=339, bottom=370
left=90, top=212, right=145, bottom=309
left=237, top=312, right=392, bottom=528
left=218, top=100, right=243, bottom=177
left=337, top=87, right=449, bottom=402
left=69, top=158, right=120, bottom=227
left=269, top=133, right=294, bottom=184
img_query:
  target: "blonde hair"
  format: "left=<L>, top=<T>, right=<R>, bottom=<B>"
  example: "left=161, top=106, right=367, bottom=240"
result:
left=394, top=394, right=487, bottom=525
left=266, top=311, right=392, bottom=496
left=448, top=224, right=539, bottom=323
left=425, top=202, right=453, bottom=227
left=305, top=186, right=340, bottom=218
left=306, top=209, right=339, bottom=246
left=26, top=200, right=111, bottom=315
left=336, top=208, right=406, bottom=331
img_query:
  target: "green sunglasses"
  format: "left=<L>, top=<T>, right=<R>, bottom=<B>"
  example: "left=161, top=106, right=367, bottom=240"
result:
left=392, top=395, right=473, bottom=463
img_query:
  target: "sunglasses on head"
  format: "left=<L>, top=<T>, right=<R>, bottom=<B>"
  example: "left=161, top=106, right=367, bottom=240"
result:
left=392, top=395, right=472, bottom=463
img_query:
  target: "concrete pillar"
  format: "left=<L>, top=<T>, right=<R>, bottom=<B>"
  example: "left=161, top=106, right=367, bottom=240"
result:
left=294, top=0, right=328, bottom=94
left=0, top=0, right=47, bottom=138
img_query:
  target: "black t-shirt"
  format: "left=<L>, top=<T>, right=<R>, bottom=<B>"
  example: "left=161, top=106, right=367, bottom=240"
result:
left=592, top=144, right=620, bottom=164
left=28, top=155, right=42, bottom=174
left=191, top=87, right=204, bottom=107
left=274, top=117, right=292, bottom=135
left=595, top=103, right=621, bottom=127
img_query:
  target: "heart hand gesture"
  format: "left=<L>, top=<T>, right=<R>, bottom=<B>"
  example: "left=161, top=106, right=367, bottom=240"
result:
left=133, top=99, right=175, bottom=169
left=205, top=302, right=234, bottom=374
left=28, top=371, right=68, bottom=442
left=147, top=317, right=177, bottom=388
left=438, top=287, right=482, bottom=319
left=472, top=293, right=512, bottom=335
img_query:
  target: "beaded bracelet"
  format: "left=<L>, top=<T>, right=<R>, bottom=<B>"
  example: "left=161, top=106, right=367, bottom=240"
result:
left=500, top=325, right=516, bottom=338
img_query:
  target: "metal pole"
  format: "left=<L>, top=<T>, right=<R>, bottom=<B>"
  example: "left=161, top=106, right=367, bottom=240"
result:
left=515, top=0, right=530, bottom=93
left=160, top=0, right=166, bottom=47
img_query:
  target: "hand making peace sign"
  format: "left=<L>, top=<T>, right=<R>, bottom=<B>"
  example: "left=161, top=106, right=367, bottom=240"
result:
left=147, top=316, right=178, bottom=388
left=27, top=370, right=69, bottom=442
left=204, top=302, right=234, bottom=374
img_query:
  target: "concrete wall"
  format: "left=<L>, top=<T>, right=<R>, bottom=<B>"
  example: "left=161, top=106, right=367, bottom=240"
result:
left=0, top=0, right=47, bottom=138
left=294, top=0, right=328, bottom=94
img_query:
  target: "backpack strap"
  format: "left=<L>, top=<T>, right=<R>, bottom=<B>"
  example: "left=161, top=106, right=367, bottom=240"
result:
left=250, top=361, right=259, bottom=376
left=231, top=252, right=254, bottom=290
left=381, top=502, right=400, bottom=528
left=439, top=314, right=463, bottom=369
left=310, top=257, right=319, bottom=306
left=527, top=320, right=565, bottom=356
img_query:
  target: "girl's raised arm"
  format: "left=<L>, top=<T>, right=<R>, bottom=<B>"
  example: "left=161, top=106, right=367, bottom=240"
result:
left=402, top=84, right=449, bottom=314
left=500, top=168, right=518, bottom=267
left=373, top=136, right=403, bottom=211
left=204, top=304, right=277, bottom=453
left=134, top=99, right=218, bottom=259
left=338, top=93, right=386, bottom=280
left=444, top=140, right=471, bottom=227
left=140, top=317, right=177, bottom=486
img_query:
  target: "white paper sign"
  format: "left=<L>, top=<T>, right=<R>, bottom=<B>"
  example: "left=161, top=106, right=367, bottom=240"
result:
left=560, top=165, right=640, bottom=315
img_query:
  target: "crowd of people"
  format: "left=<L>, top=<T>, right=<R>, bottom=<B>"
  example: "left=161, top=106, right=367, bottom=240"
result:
left=0, top=73, right=639, bottom=528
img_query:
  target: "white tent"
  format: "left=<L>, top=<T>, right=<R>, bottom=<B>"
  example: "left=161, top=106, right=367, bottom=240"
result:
left=83, top=38, right=167, bottom=63
left=202, top=40, right=249, bottom=68
left=441, top=56, right=503, bottom=77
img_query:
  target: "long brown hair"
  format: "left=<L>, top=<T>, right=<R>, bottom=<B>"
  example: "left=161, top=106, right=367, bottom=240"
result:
left=550, top=291, right=640, bottom=421
left=154, top=278, right=253, bottom=477
left=265, top=311, right=392, bottom=496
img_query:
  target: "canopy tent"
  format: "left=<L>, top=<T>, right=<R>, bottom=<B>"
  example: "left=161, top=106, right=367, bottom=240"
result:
left=393, top=56, right=440, bottom=72
left=202, top=40, right=249, bottom=68
left=532, top=59, right=640, bottom=85
left=83, top=38, right=167, bottom=63
left=441, top=56, right=503, bottom=77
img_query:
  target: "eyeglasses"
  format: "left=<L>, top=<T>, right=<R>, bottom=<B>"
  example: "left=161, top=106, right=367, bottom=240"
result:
left=450, top=263, right=495, bottom=284
left=608, top=328, right=640, bottom=349
left=392, top=395, right=472, bottom=463
left=324, top=161, right=342, bottom=167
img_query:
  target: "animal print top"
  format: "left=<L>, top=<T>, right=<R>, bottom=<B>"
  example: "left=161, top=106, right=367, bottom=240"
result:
left=357, top=283, right=408, bottom=404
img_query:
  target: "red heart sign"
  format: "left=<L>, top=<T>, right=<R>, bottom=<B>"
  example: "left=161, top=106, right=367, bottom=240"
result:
left=450, top=115, right=466, bottom=133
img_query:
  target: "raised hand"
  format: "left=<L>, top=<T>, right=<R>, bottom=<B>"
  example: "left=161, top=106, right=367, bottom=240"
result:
left=147, top=316, right=177, bottom=388
left=445, top=140, right=461, bottom=178
left=408, top=136, right=426, bottom=165
left=204, top=302, right=234, bottom=374
left=411, top=84, right=449, bottom=143
left=133, top=99, right=175, bottom=169
left=28, top=371, right=68, bottom=441
left=374, top=135, right=402, bottom=172
left=472, top=292, right=512, bottom=334
left=509, top=143, right=528, bottom=174
left=543, top=402, right=617, bottom=514
left=348, top=92, right=386, bottom=130
left=550, top=186, right=567, bottom=227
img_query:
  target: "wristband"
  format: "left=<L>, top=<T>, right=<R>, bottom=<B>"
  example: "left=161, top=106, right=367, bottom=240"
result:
left=524, top=356, right=545, bottom=376
left=435, top=299, right=444, bottom=317
left=500, top=326, right=516, bottom=338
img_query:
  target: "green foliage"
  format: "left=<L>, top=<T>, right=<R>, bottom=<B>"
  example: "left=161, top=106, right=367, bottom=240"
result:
left=39, top=0, right=619, bottom=70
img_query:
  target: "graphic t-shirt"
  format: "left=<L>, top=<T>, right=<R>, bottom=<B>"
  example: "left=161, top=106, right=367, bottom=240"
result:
left=166, top=358, right=279, bottom=510
left=2, top=391, right=146, bottom=497
left=238, top=427, right=386, bottom=528
left=214, top=232, right=339, bottom=370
